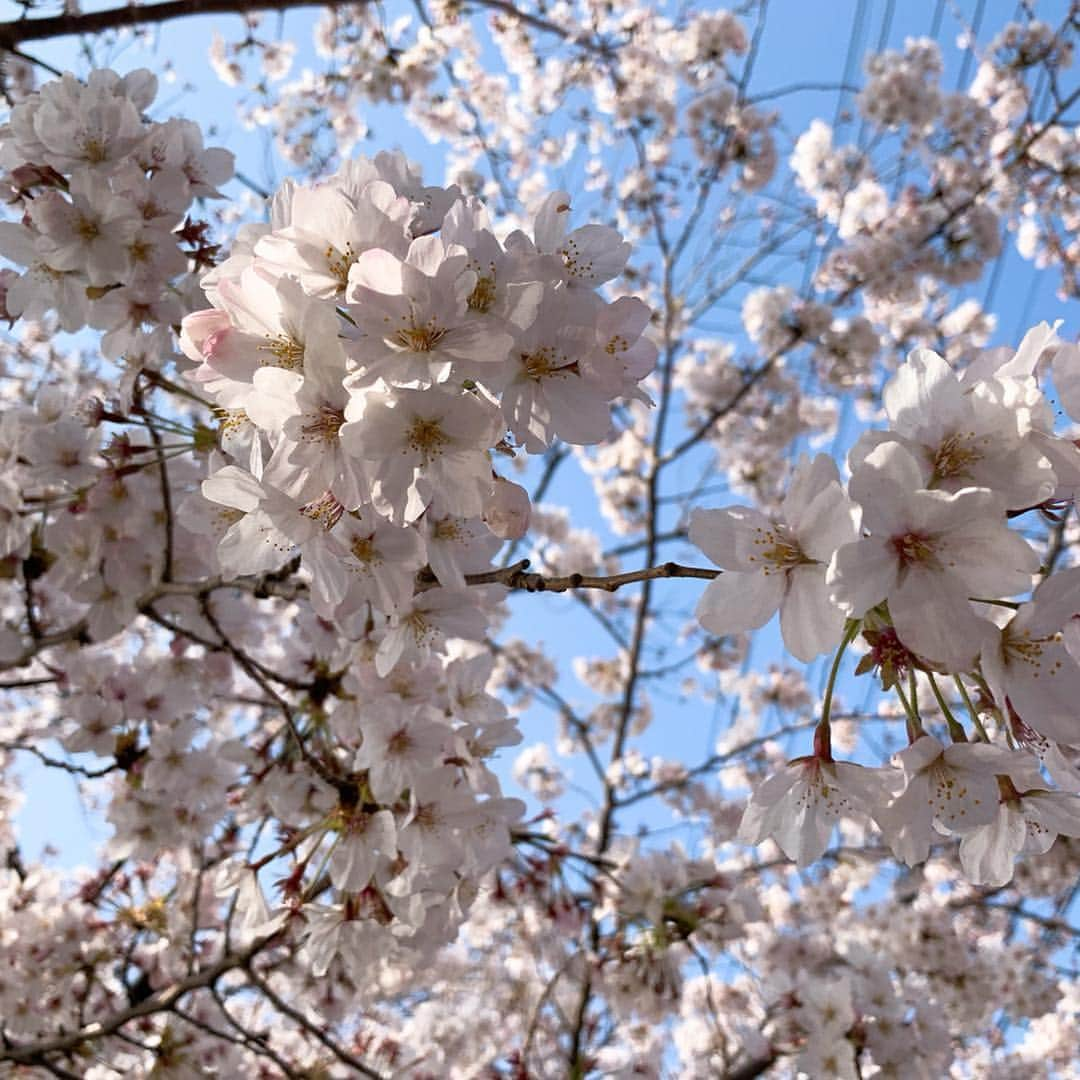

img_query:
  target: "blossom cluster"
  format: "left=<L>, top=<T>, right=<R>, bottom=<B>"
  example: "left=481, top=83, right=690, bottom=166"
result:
left=0, top=65, right=656, bottom=984
left=0, top=8, right=1078, bottom=1071
left=183, top=155, right=655, bottom=662
left=0, top=68, right=231, bottom=409
left=691, top=323, right=1080, bottom=884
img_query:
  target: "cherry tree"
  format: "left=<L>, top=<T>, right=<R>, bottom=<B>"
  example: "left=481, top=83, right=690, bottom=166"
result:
left=0, top=1, right=1078, bottom=1077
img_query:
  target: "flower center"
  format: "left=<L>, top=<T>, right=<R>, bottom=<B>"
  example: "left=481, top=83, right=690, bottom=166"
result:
left=349, top=535, right=379, bottom=565
left=432, top=518, right=461, bottom=541
left=405, top=611, right=436, bottom=646
left=407, top=417, right=449, bottom=459
left=325, top=242, right=357, bottom=291
left=300, top=491, right=344, bottom=530
left=387, top=728, right=413, bottom=756
left=77, top=215, right=100, bottom=242
left=81, top=137, right=108, bottom=164
left=1003, top=625, right=1063, bottom=673
left=747, top=523, right=813, bottom=574
left=215, top=407, right=249, bottom=437
left=259, top=334, right=304, bottom=371
left=931, top=432, right=983, bottom=484
left=301, top=404, right=346, bottom=442
left=468, top=274, right=497, bottom=313
left=521, top=346, right=576, bottom=381
left=891, top=531, right=937, bottom=568
left=394, top=322, right=447, bottom=353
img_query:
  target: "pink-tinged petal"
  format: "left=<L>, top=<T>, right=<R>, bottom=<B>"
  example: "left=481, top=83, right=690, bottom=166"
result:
left=304, top=541, right=350, bottom=614
left=782, top=453, right=837, bottom=526
left=925, top=759, right=1000, bottom=833
left=941, top=743, right=1043, bottom=791
left=792, top=480, right=858, bottom=563
left=771, top=794, right=833, bottom=867
left=346, top=248, right=405, bottom=297
left=246, top=367, right=304, bottom=433
left=1024, top=566, right=1080, bottom=636
left=935, top=497, right=1038, bottom=597
left=375, top=626, right=408, bottom=678
left=894, top=735, right=946, bottom=776
left=217, top=513, right=293, bottom=575
left=876, top=778, right=936, bottom=866
left=1023, top=787, right=1080, bottom=828
left=1054, top=342, right=1080, bottom=422
left=695, top=571, right=784, bottom=637
left=1001, top=320, right=1059, bottom=380
left=848, top=441, right=926, bottom=533
left=533, top=191, right=571, bottom=250
left=541, top=375, right=613, bottom=446
left=995, top=637, right=1080, bottom=747
left=1064, top=618, right=1080, bottom=669
left=405, top=234, right=447, bottom=277
left=179, top=307, right=231, bottom=363
left=440, top=322, right=514, bottom=364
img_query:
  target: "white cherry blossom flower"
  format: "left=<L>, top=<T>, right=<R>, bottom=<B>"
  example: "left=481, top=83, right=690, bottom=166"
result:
left=876, top=735, right=1043, bottom=865
left=850, top=345, right=1055, bottom=510
left=959, top=786, right=1080, bottom=886
left=328, top=807, right=397, bottom=892
left=29, top=172, right=139, bottom=285
left=344, top=234, right=515, bottom=389
left=981, top=566, right=1080, bottom=747
left=828, top=441, right=1038, bottom=671
left=737, top=754, right=891, bottom=867
left=690, top=454, right=858, bottom=662
left=340, top=387, right=503, bottom=525
left=353, top=702, right=449, bottom=802
left=375, top=586, right=488, bottom=676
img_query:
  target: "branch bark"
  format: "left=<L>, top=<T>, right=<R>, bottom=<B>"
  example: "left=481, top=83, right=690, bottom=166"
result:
left=0, top=0, right=356, bottom=49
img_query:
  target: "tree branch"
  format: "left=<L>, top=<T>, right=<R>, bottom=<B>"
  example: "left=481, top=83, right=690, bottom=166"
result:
left=0, top=932, right=283, bottom=1068
left=0, top=0, right=356, bottom=49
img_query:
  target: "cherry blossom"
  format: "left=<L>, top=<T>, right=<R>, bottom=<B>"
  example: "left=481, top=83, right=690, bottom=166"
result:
left=690, top=454, right=858, bottom=662
left=0, top=16, right=1077, bottom=1075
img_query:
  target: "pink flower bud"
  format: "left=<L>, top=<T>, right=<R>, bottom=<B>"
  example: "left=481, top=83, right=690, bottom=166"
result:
left=179, top=307, right=232, bottom=364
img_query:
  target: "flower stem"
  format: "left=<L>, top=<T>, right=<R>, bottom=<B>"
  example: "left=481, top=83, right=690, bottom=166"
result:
left=816, top=619, right=860, bottom=760
left=928, top=672, right=966, bottom=742
left=894, top=678, right=923, bottom=742
left=952, top=675, right=989, bottom=741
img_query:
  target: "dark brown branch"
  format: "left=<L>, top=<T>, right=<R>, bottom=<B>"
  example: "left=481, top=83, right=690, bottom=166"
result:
left=0, top=0, right=356, bottom=49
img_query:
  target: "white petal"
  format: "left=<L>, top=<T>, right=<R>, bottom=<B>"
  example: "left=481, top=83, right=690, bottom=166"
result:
left=694, top=571, right=784, bottom=637
left=780, top=566, right=845, bottom=662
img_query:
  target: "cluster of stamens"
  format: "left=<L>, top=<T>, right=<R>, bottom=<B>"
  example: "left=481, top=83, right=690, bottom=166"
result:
left=300, top=491, right=345, bottom=530
left=931, top=431, right=984, bottom=484
left=746, top=523, right=813, bottom=575
left=406, top=417, right=449, bottom=460
left=325, top=242, right=358, bottom=291
left=301, top=404, right=346, bottom=442
left=891, top=530, right=937, bottom=568
left=393, top=321, right=448, bottom=353
left=259, top=334, right=305, bottom=371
